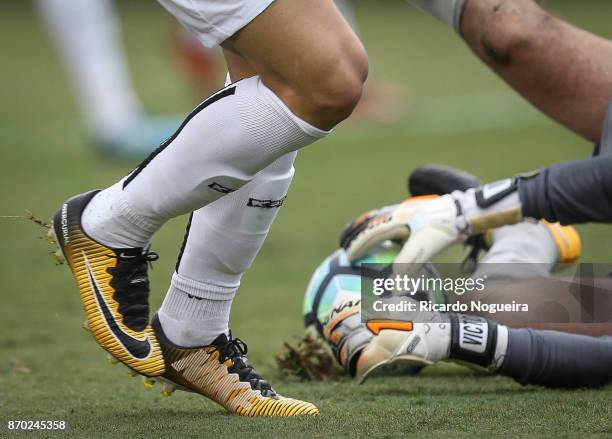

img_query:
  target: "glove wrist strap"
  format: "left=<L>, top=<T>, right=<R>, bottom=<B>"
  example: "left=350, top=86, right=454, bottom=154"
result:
left=453, top=178, right=523, bottom=234
left=448, top=314, right=498, bottom=368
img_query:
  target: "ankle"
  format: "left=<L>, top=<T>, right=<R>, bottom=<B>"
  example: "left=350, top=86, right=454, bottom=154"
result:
left=158, top=275, right=234, bottom=346
left=158, top=310, right=229, bottom=347
left=81, top=181, right=158, bottom=248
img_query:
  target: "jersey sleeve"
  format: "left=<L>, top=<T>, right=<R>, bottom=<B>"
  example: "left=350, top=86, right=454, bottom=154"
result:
left=518, top=154, right=612, bottom=224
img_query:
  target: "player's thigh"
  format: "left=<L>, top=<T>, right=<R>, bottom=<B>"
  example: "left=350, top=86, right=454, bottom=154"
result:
left=223, top=0, right=368, bottom=126
left=159, top=0, right=367, bottom=127
left=159, top=0, right=366, bottom=88
left=225, top=0, right=366, bottom=77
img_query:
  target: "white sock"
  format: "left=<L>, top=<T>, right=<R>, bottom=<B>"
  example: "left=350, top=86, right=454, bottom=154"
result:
left=158, top=273, right=234, bottom=347
left=82, top=76, right=327, bottom=248
left=35, top=0, right=143, bottom=140
left=81, top=180, right=156, bottom=249
left=405, top=0, right=467, bottom=33
left=159, top=153, right=297, bottom=346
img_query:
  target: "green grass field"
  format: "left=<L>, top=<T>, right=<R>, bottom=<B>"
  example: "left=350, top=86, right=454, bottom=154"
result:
left=2, top=1, right=612, bottom=437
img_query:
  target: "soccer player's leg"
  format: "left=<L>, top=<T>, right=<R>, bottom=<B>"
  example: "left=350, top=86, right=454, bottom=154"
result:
left=404, top=0, right=612, bottom=143
left=150, top=153, right=322, bottom=415
left=220, top=0, right=368, bottom=130
left=461, top=0, right=612, bottom=143
left=53, top=0, right=366, bottom=410
left=36, top=0, right=182, bottom=157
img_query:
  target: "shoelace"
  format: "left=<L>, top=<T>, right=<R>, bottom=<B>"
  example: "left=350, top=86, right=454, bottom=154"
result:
left=219, top=336, right=276, bottom=397
left=107, top=250, right=159, bottom=331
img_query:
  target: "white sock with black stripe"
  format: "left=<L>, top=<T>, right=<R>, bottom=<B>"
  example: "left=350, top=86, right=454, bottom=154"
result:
left=82, top=76, right=328, bottom=249
left=158, top=152, right=297, bottom=346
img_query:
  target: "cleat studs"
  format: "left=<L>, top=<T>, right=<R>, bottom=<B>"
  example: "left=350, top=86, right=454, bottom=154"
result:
left=53, top=249, right=65, bottom=264
left=161, top=383, right=176, bottom=397
left=127, top=370, right=138, bottom=378
left=46, top=227, right=57, bottom=244
left=81, top=321, right=90, bottom=332
left=107, top=354, right=119, bottom=365
left=46, top=226, right=65, bottom=264
left=142, top=377, right=155, bottom=388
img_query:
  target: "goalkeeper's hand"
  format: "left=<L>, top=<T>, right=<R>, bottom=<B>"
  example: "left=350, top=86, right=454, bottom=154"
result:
left=342, top=176, right=525, bottom=264
left=322, top=298, right=451, bottom=383
left=341, top=195, right=467, bottom=264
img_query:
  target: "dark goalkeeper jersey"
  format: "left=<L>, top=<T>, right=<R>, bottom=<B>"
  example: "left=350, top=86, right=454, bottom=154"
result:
left=518, top=154, right=612, bottom=225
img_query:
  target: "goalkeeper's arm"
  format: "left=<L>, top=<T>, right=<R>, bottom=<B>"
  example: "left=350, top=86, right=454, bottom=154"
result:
left=458, top=153, right=612, bottom=233
left=518, top=154, right=612, bottom=225
left=323, top=299, right=612, bottom=388
left=342, top=154, right=612, bottom=263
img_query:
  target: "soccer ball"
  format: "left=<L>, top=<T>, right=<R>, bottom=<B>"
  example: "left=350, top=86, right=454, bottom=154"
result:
left=303, top=241, right=450, bottom=375
left=302, top=244, right=432, bottom=376
left=302, top=245, right=397, bottom=337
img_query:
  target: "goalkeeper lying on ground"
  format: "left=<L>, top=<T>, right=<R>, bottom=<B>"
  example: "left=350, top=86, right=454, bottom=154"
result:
left=281, top=165, right=612, bottom=389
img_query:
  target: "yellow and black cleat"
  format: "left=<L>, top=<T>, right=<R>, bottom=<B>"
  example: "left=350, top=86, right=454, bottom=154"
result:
left=52, top=191, right=165, bottom=377
left=151, top=315, right=319, bottom=416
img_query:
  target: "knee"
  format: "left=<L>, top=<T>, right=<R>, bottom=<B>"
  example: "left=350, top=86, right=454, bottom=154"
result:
left=470, top=0, right=550, bottom=67
left=315, top=47, right=369, bottom=124
left=299, top=42, right=369, bottom=127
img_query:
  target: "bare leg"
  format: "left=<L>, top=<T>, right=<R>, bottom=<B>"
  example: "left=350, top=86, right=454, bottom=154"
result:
left=461, top=0, right=612, bottom=142
left=222, top=0, right=368, bottom=130
left=222, top=49, right=256, bottom=83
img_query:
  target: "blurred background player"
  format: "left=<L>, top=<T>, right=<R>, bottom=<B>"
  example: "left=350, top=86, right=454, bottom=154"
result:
left=35, top=0, right=195, bottom=157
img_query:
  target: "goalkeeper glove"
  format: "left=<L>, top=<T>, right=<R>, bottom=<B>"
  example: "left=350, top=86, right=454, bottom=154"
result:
left=322, top=298, right=452, bottom=383
left=342, top=179, right=523, bottom=263
left=322, top=299, right=508, bottom=383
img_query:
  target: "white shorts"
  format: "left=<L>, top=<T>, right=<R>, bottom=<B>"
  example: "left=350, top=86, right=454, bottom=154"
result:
left=157, top=0, right=275, bottom=48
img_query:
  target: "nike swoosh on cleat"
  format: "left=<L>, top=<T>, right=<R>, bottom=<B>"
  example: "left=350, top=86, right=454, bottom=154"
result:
left=83, top=253, right=152, bottom=360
